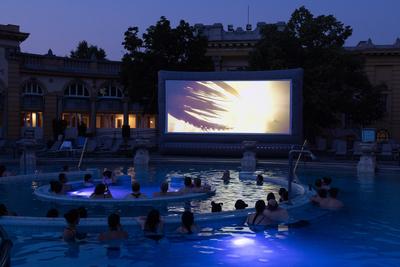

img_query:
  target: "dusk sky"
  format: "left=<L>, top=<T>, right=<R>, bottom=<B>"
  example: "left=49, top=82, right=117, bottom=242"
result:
left=1, top=0, right=399, bottom=60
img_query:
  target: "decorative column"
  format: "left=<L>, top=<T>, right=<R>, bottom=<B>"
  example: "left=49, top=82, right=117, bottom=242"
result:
left=2, top=90, right=8, bottom=138
left=123, top=97, right=129, bottom=126
left=357, top=143, right=377, bottom=174
left=89, top=96, right=96, bottom=135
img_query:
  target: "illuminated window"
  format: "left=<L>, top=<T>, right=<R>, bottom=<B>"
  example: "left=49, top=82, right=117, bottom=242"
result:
left=22, top=81, right=44, bottom=95
left=98, top=84, right=123, bottom=98
left=62, top=113, right=89, bottom=128
left=96, top=113, right=124, bottom=128
left=148, top=116, right=156, bottom=128
left=128, top=114, right=137, bottom=128
left=64, top=82, right=89, bottom=97
left=21, top=112, right=43, bottom=128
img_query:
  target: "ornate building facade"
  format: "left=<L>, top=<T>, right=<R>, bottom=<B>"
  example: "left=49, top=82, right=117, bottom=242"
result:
left=0, top=24, right=155, bottom=143
left=1, top=23, right=399, bottom=142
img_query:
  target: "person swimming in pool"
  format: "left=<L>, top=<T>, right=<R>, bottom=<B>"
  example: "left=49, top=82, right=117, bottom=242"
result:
left=320, top=188, right=343, bottom=209
left=178, top=177, right=194, bottom=194
left=153, top=182, right=181, bottom=197
left=90, top=184, right=113, bottom=199
left=278, top=188, right=289, bottom=203
left=102, top=170, right=116, bottom=185
left=59, top=173, right=72, bottom=193
left=267, top=192, right=276, bottom=201
left=221, top=170, right=231, bottom=184
left=234, top=199, right=248, bottom=210
left=63, top=209, right=86, bottom=242
left=176, top=211, right=198, bottom=234
left=125, top=182, right=147, bottom=199
left=256, top=174, right=264, bottom=186
left=137, top=209, right=164, bottom=241
left=321, top=177, right=332, bottom=190
left=99, top=213, right=128, bottom=242
left=310, top=189, right=328, bottom=206
left=246, top=200, right=270, bottom=226
left=192, top=177, right=211, bottom=193
left=263, top=199, right=289, bottom=223
left=83, top=174, right=94, bottom=187
left=49, top=180, right=64, bottom=195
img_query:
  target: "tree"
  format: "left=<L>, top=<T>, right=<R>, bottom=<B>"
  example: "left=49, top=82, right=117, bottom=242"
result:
left=120, top=17, right=214, bottom=112
left=70, top=40, right=107, bottom=60
left=249, top=6, right=384, bottom=139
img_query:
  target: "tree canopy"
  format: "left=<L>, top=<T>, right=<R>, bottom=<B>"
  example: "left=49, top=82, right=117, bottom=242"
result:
left=70, top=40, right=107, bottom=60
left=249, top=6, right=384, bottom=138
left=120, top=16, right=214, bottom=112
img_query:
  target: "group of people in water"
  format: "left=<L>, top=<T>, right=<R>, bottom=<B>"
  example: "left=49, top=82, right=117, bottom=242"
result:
left=49, top=170, right=212, bottom=200
left=310, top=177, right=344, bottom=209
left=1, top=167, right=345, bottom=244
left=60, top=207, right=197, bottom=243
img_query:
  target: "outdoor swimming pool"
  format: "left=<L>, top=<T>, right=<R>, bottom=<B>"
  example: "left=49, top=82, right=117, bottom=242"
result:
left=3, top=164, right=400, bottom=266
left=0, top=164, right=286, bottom=217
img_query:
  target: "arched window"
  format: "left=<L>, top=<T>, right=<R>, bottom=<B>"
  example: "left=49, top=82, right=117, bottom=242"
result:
left=22, top=81, right=44, bottom=95
left=64, top=82, right=89, bottom=97
left=98, top=84, right=123, bottom=98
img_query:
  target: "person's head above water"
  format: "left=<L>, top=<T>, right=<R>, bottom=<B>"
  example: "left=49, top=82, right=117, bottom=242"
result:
left=193, top=177, right=202, bottom=187
left=103, top=170, right=112, bottom=178
left=144, top=209, right=161, bottom=233
left=235, top=199, right=248, bottom=210
left=131, top=182, right=141, bottom=193
left=267, top=192, right=276, bottom=201
left=184, top=177, right=192, bottom=187
left=58, top=173, right=67, bottom=184
left=181, top=211, right=195, bottom=234
left=94, top=183, right=106, bottom=195
left=318, top=189, right=328, bottom=198
left=77, top=206, right=88, bottom=218
left=64, top=209, right=80, bottom=225
left=256, top=174, right=264, bottom=185
left=84, top=174, right=92, bottom=183
left=160, top=182, right=169, bottom=193
left=315, top=178, right=322, bottom=188
left=50, top=180, right=63, bottom=193
left=329, top=188, right=339, bottom=199
left=267, top=199, right=279, bottom=211
left=322, top=177, right=332, bottom=186
left=211, top=201, right=223, bottom=212
left=279, top=188, right=289, bottom=201
left=255, top=200, right=266, bottom=214
left=108, top=213, right=121, bottom=231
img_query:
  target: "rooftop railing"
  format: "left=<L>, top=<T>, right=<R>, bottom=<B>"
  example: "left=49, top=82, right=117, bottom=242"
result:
left=20, top=53, right=121, bottom=75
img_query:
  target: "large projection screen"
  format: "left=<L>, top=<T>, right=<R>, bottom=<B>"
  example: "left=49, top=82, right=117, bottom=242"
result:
left=165, top=80, right=291, bottom=134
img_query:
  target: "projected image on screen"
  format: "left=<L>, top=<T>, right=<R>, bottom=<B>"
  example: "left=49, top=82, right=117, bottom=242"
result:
left=165, top=80, right=291, bottom=134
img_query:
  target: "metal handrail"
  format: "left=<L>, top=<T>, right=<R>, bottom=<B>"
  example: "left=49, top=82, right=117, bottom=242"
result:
left=0, top=226, right=12, bottom=267
left=288, top=149, right=314, bottom=200
left=77, top=137, right=88, bottom=170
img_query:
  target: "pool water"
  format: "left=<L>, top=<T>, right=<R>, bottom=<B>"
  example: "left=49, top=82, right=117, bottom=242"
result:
left=7, top=165, right=400, bottom=266
left=0, top=164, right=283, bottom=217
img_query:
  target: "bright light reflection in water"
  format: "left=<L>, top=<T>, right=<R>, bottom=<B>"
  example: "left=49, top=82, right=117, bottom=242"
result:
left=232, top=237, right=255, bottom=247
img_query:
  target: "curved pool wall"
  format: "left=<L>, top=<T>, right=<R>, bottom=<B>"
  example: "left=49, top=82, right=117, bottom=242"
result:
left=0, top=171, right=310, bottom=234
left=34, top=181, right=216, bottom=206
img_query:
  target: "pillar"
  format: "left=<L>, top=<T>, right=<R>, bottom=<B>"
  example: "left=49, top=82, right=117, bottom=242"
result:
left=123, top=97, right=129, bottom=126
left=90, top=97, right=96, bottom=135
left=43, top=93, right=57, bottom=141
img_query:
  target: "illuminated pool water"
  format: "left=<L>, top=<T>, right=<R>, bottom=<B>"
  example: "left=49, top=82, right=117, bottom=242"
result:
left=0, top=164, right=284, bottom=217
left=6, top=164, right=400, bottom=266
